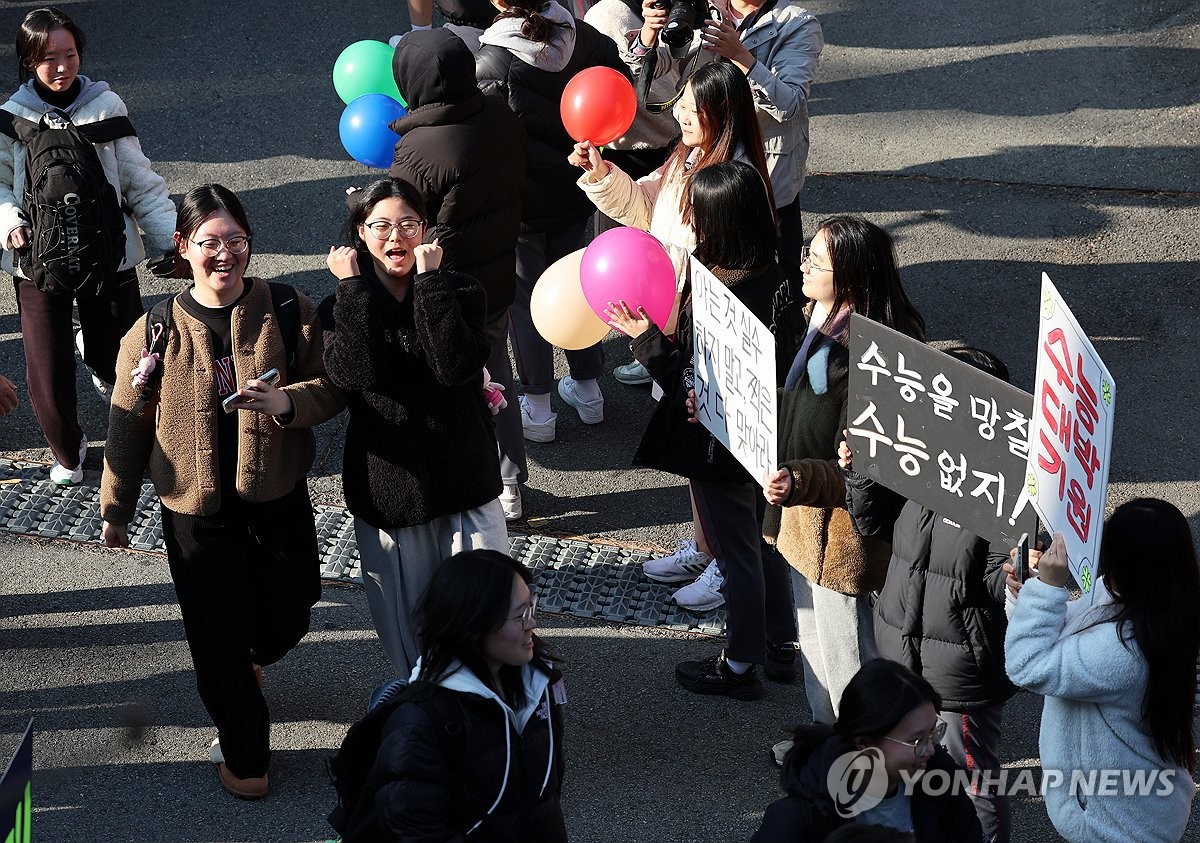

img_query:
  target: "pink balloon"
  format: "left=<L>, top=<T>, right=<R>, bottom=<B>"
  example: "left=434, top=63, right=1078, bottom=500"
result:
left=579, top=228, right=677, bottom=329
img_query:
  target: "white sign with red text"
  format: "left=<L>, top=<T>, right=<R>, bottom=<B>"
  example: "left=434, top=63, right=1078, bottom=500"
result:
left=1026, top=273, right=1116, bottom=601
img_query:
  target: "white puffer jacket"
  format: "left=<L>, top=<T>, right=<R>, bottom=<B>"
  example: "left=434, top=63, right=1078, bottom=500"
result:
left=0, top=76, right=176, bottom=278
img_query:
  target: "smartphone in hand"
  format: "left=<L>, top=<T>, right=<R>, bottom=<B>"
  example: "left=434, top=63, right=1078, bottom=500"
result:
left=222, top=368, right=280, bottom=413
left=1015, top=533, right=1030, bottom=583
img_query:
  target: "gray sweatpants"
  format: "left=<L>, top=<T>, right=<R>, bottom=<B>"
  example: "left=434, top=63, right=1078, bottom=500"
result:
left=354, top=500, right=509, bottom=678
left=792, top=568, right=878, bottom=725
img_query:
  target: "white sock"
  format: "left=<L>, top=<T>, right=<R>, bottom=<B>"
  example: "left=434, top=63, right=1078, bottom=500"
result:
left=523, top=392, right=553, bottom=423
left=571, top=377, right=602, bottom=403
left=725, top=654, right=752, bottom=675
left=411, top=23, right=433, bottom=30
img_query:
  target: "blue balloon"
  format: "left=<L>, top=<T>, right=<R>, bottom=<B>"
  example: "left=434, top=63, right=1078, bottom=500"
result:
left=338, top=94, right=407, bottom=169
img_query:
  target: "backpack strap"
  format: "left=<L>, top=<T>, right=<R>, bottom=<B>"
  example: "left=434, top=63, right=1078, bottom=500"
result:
left=0, top=110, right=135, bottom=144
left=267, top=282, right=302, bottom=374
left=75, top=115, right=136, bottom=144
left=130, top=295, right=177, bottom=418
left=0, top=111, right=39, bottom=144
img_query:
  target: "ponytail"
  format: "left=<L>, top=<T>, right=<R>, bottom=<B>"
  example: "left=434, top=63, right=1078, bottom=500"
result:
left=496, top=0, right=569, bottom=44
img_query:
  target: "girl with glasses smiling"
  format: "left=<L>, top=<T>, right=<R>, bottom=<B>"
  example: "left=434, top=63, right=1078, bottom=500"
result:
left=322, top=178, right=510, bottom=686
left=753, top=658, right=981, bottom=842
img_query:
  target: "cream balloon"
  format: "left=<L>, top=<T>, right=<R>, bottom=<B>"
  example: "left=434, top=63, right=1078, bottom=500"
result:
left=531, top=247, right=611, bottom=351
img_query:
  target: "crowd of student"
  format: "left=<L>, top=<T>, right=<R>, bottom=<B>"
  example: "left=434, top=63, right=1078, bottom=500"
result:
left=2, top=4, right=1197, bottom=842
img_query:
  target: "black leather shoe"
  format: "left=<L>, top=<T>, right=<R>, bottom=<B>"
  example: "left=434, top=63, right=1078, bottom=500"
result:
left=764, top=642, right=797, bottom=683
left=675, top=651, right=763, bottom=701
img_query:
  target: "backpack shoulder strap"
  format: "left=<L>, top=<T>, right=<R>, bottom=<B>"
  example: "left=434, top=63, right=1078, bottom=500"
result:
left=75, top=115, right=137, bottom=144
left=267, top=282, right=302, bottom=372
left=0, top=111, right=41, bottom=144
left=131, top=295, right=177, bottom=417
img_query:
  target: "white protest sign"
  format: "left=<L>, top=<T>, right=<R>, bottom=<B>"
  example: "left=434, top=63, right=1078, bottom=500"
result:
left=1026, top=272, right=1116, bottom=600
left=690, top=258, right=777, bottom=486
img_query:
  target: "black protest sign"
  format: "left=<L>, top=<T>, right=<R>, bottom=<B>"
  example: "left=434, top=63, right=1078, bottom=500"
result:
left=1, top=719, right=32, bottom=843
left=847, top=314, right=1037, bottom=547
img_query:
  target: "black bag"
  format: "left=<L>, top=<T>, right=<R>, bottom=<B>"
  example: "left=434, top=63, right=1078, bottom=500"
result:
left=131, top=282, right=303, bottom=418
left=327, top=682, right=469, bottom=841
left=0, top=108, right=135, bottom=296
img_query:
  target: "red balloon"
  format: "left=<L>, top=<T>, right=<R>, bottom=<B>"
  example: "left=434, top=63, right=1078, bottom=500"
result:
left=560, top=67, right=637, bottom=146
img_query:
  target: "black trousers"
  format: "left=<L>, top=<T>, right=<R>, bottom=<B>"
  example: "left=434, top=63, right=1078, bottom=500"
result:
left=692, top=478, right=797, bottom=664
left=777, top=195, right=804, bottom=294
left=13, top=269, right=141, bottom=466
left=162, top=480, right=321, bottom=778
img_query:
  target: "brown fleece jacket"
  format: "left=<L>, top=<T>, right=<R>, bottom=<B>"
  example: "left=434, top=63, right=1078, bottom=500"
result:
left=774, top=457, right=891, bottom=596
left=101, top=279, right=344, bottom=525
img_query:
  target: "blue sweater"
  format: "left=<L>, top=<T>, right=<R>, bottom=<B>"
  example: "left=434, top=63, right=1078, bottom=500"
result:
left=1004, top=577, right=1194, bottom=842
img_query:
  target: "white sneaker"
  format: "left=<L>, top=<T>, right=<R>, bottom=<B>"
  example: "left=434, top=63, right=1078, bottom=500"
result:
left=210, top=737, right=224, bottom=765
left=672, top=559, right=726, bottom=612
left=519, top=395, right=556, bottom=443
left=387, top=34, right=403, bottom=47
left=613, top=360, right=652, bottom=385
left=557, top=376, right=604, bottom=424
left=75, top=330, right=113, bottom=403
left=500, top=484, right=523, bottom=522
left=642, top=539, right=713, bottom=583
left=50, top=435, right=88, bottom=486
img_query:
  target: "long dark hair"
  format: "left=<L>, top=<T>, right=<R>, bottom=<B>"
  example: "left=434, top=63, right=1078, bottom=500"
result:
left=787, top=659, right=941, bottom=773
left=691, top=161, right=777, bottom=271
left=415, top=549, right=551, bottom=708
left=342, top=178, right=428, bottom=266
left=664, top=61, right=774, bottom=220
left=1096, top=498, right=1200, bottom=767
left=494, top=0, right=569, bottom=44
left=17, top=6, right=85, bottom=83
left=172, top=184, right=251, bottom=279
left=815, top=216, right=926, bottom=341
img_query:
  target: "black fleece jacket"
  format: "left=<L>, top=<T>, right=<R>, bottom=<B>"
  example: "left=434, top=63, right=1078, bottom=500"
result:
left=389, top=29, right=526, bottom=315
left=320, top=260, right=501, bottom=529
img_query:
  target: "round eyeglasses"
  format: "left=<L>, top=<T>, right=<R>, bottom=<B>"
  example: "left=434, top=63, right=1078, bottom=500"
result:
left=800, top=245, right=833, bottom=274
left=190, top=236, right=251, bottom=258
left=363, top=219, right=425, bottom=240
left=513, top=594, right=538, bottom=630
left=883, top=718, right=948, bottom=758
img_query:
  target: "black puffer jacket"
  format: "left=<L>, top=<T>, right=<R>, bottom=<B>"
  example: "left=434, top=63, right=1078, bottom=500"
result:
left=390, top=29, right=526, bottom=315
left=474, top=6, right=630, bottom=231
left=630, top=262, right=781, bottom=484
left=320, top=261, right=501, bottom=529
left=846, top=473, right=1017, bottom=712
left=353, top=665, right=567, bottom=843
left=752, top=733, right=982, bottom=843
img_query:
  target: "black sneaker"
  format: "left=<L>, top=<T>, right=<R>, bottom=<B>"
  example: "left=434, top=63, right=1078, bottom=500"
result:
left=675, top=651, right=763, bottom=701
left=764, top=642, right=797, bottom=683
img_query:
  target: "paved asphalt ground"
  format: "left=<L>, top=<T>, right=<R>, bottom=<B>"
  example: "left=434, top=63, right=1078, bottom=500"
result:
left=0, top=0, right=1197, bottom=840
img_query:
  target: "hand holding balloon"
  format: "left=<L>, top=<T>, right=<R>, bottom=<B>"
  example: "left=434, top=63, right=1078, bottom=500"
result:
left=603, top=300, right=652, bottom=338
left=569, top=141, right=609, bottom=183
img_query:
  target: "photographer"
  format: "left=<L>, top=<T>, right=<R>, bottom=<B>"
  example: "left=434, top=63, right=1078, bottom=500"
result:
left=634, top=0, right=822, bottom=296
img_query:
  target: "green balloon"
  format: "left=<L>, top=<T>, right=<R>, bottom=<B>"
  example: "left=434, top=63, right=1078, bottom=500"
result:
left=332, top=40, right=407, bottom=107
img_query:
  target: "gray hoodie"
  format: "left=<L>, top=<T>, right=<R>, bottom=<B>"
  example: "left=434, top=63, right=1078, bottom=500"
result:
left=479, top=0, right=577, bottom=72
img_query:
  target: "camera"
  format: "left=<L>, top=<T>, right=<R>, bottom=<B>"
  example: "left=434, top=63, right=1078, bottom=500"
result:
left=654, top=0, right=707, bottom=58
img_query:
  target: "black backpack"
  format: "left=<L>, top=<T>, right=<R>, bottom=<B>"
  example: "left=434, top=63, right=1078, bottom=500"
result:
left=327, top=682, right=470, bottom=841
left=131, top=281, right=303, bottom=418
left=0, top=108, right=134, bottom=296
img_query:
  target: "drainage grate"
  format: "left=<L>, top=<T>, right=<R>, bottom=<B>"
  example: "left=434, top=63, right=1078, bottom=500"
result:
left=0, top=458, right=726, bottom=636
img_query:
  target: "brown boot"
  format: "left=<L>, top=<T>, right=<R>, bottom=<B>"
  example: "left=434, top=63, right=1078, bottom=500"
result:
left=217, top=763, right=269, bottom=800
